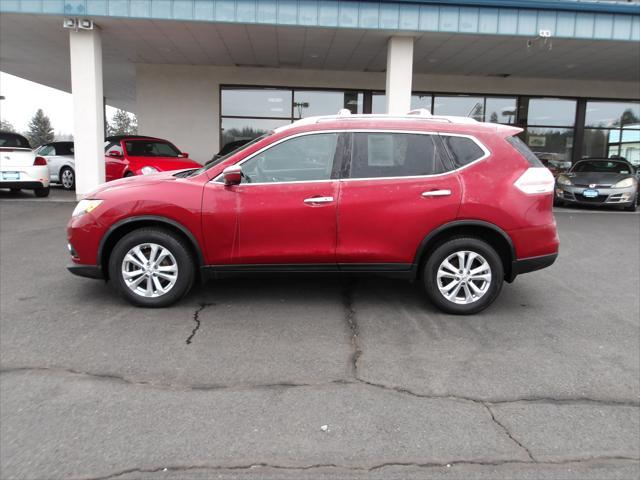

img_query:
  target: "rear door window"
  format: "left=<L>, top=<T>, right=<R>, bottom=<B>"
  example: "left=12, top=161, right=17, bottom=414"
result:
left=348, top=132, right=446, bottom=179
left=441, top=135, right=487, bottom=168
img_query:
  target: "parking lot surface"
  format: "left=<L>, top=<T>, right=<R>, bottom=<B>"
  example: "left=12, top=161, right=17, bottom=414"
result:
left=1, top=192, right=639, bottom=480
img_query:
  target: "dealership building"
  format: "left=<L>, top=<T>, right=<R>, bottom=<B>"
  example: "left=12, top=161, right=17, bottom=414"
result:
left=0, top=0, right=639, bottom=196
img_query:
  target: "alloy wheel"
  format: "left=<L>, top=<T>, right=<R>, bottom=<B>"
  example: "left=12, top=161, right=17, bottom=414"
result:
left=61, top=169, right=74, bottom=189
left=436, top=250, right=492, bottom=305
left=121, top=243, right=178, bottom=298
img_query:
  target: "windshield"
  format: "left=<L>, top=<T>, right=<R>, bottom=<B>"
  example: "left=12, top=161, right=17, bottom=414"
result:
left=572, top=160, right=632, bottom=174
left=124, top=140, right=181, bottom=157
left=188, top=134, right=269, bottom=177
left=0, top=133, right=31, bottom=149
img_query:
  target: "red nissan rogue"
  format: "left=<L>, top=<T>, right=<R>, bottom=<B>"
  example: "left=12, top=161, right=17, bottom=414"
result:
left=67, top=111, right=559, bottom=314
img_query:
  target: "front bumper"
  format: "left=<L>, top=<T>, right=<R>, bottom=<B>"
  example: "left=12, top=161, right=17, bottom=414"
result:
left=555, top=184, right=636, bottom=206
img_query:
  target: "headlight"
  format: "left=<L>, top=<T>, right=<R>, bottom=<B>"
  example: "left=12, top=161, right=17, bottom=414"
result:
left=72, top=199, right=103, bottom=217
left=556, top=175, right=572, bottom=186
left=612, top=178, right=635, bottom=189
left=141, top=166, right=159, bottom=175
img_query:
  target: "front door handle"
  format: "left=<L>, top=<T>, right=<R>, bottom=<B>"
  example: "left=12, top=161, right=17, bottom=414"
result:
left=421, top=189, right=451, bottom=197
left=304, top=196, right=334, bottom=204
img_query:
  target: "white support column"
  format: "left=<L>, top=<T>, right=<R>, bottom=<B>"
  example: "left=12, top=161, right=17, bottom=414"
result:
left=385, top=36, right=414, bottom=115
left=69, top=27, right=105, bottom=199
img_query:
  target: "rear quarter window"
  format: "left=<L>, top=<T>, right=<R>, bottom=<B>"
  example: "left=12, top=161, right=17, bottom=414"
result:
left=441, top=135, right=486, bottom=168
left=506, top=135, right=544, bottom=167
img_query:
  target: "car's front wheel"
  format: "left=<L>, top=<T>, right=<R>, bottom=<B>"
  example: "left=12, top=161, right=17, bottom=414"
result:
left=108, top=228, right=195, bottom=307
left=60, top=167, right=75, bottom=190
left=423, top=237, right=504, bottom=315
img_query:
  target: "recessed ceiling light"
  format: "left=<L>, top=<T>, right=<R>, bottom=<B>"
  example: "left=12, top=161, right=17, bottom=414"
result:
left=309, top=53, right=319, bottom=59
left=566, top=63, right=576, bottom=69
left=428, top=58, right=438, bottom=63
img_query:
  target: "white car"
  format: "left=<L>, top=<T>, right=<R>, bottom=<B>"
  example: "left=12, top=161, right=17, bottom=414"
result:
left=0, top=132, right=50, bottom=197
left=35, top=141, right=75, bottom=190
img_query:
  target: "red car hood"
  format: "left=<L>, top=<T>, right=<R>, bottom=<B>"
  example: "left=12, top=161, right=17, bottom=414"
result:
left=85, top=169, right=193, bottom=198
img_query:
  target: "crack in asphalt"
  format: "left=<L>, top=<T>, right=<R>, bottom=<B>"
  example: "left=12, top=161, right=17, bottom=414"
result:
left=341, top=280, right=361, bottom=377
left=80, top=457, right=640, bottom=480
left=186, top=303, right=215, bottom=345
left=483, top=403, right=536, bottom=462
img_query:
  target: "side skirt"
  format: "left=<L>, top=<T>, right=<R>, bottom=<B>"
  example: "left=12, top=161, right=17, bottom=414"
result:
left=201, top=263, right=416, bottom=281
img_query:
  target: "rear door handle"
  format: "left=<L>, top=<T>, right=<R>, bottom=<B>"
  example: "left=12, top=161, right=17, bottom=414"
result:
left=304, top=196, right=334, bottom=204
left=421, top=189, right=451, bottom=197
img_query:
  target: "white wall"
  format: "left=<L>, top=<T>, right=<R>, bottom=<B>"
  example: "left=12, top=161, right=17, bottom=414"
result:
left=136, top=63, right=640, bottom=164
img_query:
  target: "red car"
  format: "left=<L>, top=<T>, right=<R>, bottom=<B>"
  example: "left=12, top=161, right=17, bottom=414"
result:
left=104, top=135, right=201, bottom=181
left=68, top=113, right=559, bottom=314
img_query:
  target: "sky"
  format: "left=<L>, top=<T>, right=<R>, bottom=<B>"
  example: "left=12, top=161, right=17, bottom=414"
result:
left=0, top=71, right=122, bottom=136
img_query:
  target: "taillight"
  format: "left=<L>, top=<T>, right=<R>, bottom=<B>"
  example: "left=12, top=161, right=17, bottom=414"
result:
left=514, top=167, right=555, bottom=194
left=33, top=156, right=47, bottom=166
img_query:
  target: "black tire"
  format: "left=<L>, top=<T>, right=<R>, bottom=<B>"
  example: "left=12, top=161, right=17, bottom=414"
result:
left=124, top=171, right=135, bottom=178
left=423, top=237, right=504, bottom=315
left=9, top=188, right=20, bottom=194
left=108, top=228, right=195, bottom=307
left=60, top=167, right=75, bottom=190
left=34, top=186, right=50, bottom=198
left=553, top=198, right=564, bottom=207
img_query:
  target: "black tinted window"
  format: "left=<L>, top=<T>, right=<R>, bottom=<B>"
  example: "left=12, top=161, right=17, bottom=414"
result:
left=0, top=133, right=31, bottom=149
left=442, top=135, right=486, bottom=168
left=350, top=133, right=444, bottom=179
left=572, top=161, right=631, bottom=174
left=125, top=141, right=181, bottom=157
left=506, top=135, right=544, bottom=167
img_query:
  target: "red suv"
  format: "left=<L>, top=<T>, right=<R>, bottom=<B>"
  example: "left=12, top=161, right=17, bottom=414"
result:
left=104, top=135, right=201, bottom=181
left=68, top=113, right=559, bottom=314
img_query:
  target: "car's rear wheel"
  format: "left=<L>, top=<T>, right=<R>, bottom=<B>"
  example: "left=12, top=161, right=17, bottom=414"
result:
left=9, top=188, right=20, bottom=194
left=60, top=167, right=75, bottom=190
left=423, top=237, right=504, bottom=315
left=34, top=186, right=50, bottom=197
left=108, top=228, right=195, bottom=307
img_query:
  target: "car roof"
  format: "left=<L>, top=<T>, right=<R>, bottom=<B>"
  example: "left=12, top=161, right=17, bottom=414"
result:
left=272, top=110, right=521, bottom=137
left=105, top=135, right=165, bottom=142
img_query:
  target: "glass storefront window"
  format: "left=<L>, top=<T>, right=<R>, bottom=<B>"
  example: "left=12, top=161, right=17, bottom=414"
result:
left=485, top=97, right=517, bottom=124
left=293, top=91, right=363, bottom=118
left=221, top=118, right=290, bottom=149
left=221, top=88, right=292, bottom=118
left=585, top=101, right=640, bottom=128
left=525, top=127, right=574, bottom=167
left=433, top=96, right=484, bottom=120
left=525, top=98, right=576, bottom=127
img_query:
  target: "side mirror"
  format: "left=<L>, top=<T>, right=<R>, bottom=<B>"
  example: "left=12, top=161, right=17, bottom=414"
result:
left=222, top=165, right=242, bottom=185
left=108, top=150, right=123, bottom=158
left=180, top=152, right=189, bottom=158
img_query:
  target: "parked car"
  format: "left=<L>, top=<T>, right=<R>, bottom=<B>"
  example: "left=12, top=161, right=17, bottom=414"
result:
left=67, top=112, right=559, bottom=315
left=104, top=135, right=201, bottom=181
left=555, top=158, right=638, bottom=211
left=0, top=131, right=50, bottom=197
left=35, top=141, right=75, bottom=190
left=211, top=139, right=251, bottom=161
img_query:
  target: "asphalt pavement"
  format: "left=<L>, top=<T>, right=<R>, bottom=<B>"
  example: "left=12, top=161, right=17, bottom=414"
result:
left=1, top=190, right=638, bottom=480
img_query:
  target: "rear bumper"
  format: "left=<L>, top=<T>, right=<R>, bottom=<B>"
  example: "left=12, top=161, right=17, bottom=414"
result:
left=0, top=181, right=46, bottom=189
left=508, top=253, right=557, bottom=282
left=67, top=264, right=104, bottom=280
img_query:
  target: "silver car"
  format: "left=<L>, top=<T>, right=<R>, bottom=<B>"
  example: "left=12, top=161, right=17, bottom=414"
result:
left=555, top=159, right=638, bottom=212
left=35, top=141, right=75, bottom=190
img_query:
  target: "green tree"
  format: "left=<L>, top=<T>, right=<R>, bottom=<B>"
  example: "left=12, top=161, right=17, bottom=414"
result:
left=0, top=119, right=16, bottom=132
left=108, top=109, right=138, bottom=136
left=26, top=109, right=55, bottom=147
